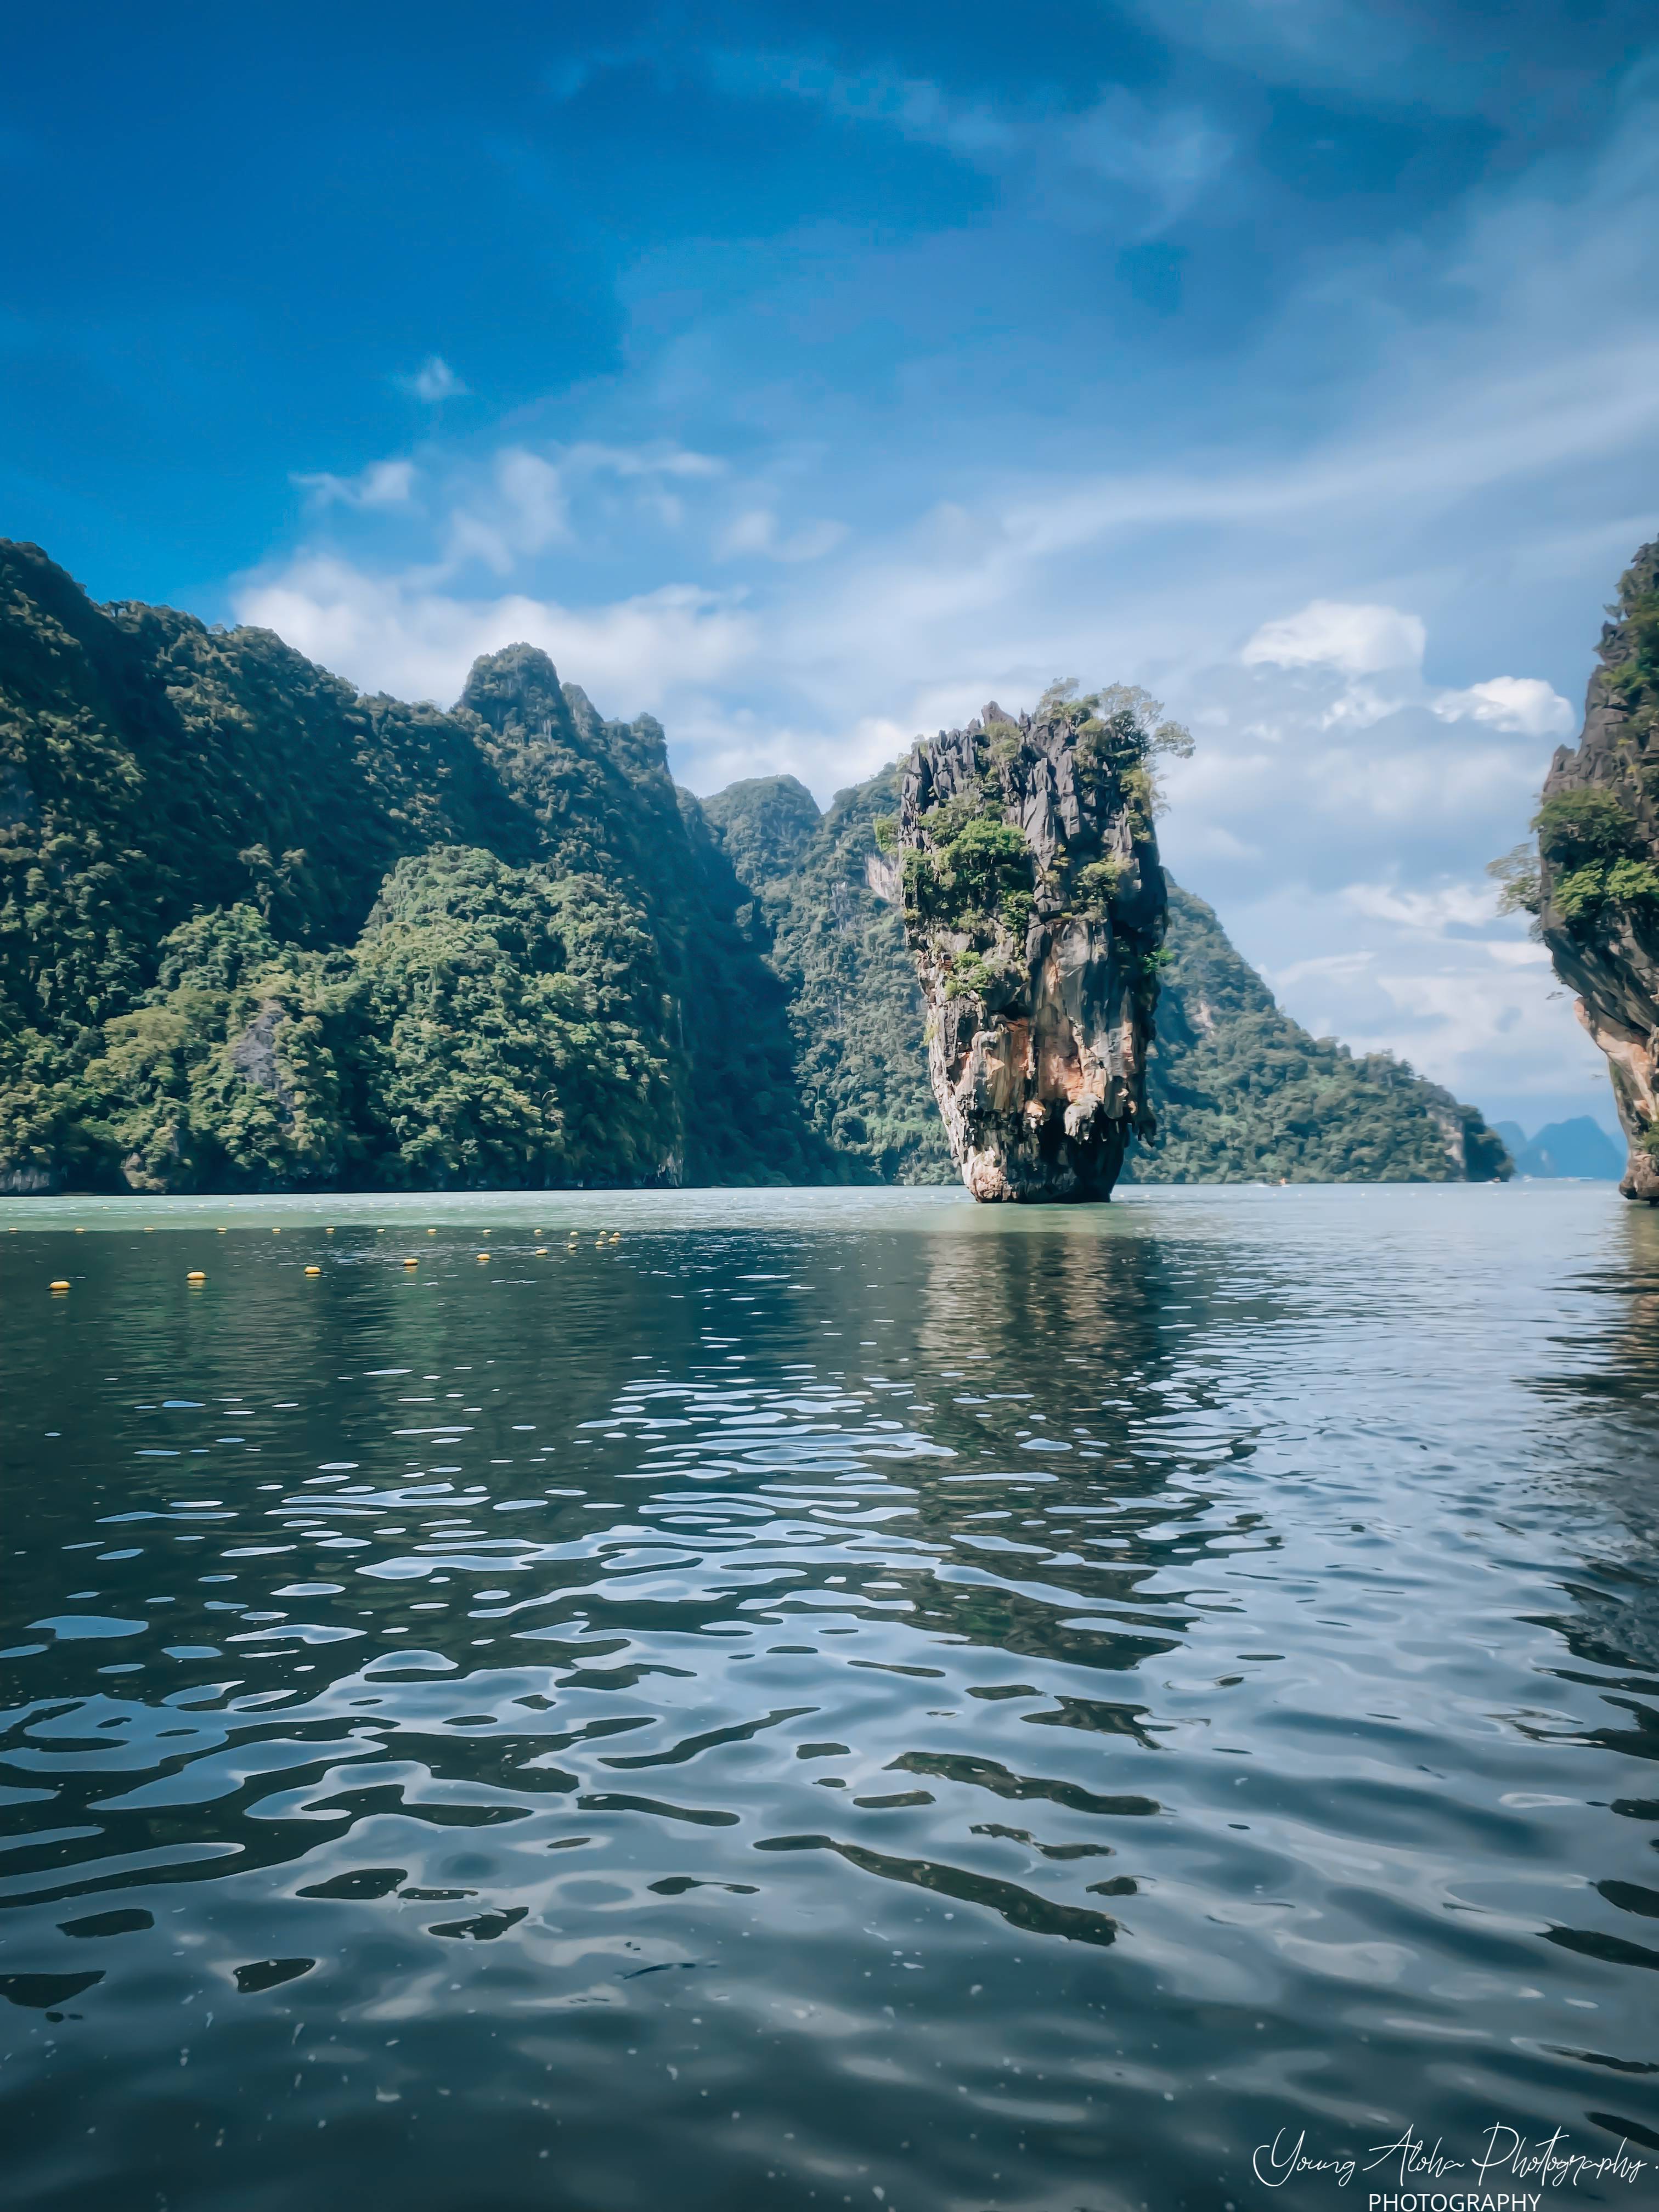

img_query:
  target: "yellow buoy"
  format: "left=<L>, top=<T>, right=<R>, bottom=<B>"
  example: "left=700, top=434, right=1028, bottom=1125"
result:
left=272, top=1227, right=280, bottom=1234
left=535, top=1246, right=547, bottom=1255
left=187, top=1270, right=206, bottom=1283
left=326, top=1227, right=335, bottom=1235
left=403, top=1257, right=417, bottom=1268
left=49, top=1279, right=70, bottom=1292
left=477, top=1252, right=490, bottom=1262
left=74, top=1227, right=84, bottom=1234
left=427, top=1228, right=436, bottom=1235
left=217, top=1227, right=228, bottom=1234
left=304, top=1265, right=321, bottom=1276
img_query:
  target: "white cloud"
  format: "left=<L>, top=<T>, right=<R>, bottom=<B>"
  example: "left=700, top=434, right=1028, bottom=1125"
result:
left=233, top=555, right=756, bottom=712
left=566, top=441, right=725, bottom=482
left=494, top=449, right=568, bottom=551
left=714, top=508, right=849, bottom=563
left=403, top=356, right=469, bottom=403
left=707, top=53, right=1232, bottom=229
left=1431, top=675, right=1576, bottom=737
left=1342, top=882, right=1499, bottom=934
left=1271, top=949, right=1378, bottom=991
left=293, top=459, right=416, bottom=510
left=1242, top=600, right=1426, bottom=675
left=1059, top=87, right=1234, bottom=224
left=439, top=449, right=569, bottom=575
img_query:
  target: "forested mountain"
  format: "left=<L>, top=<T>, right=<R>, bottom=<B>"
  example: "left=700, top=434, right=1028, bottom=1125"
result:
left=0, top=540, right=823, bottom=1192
left=1, top=539, right=1508, bottom=1192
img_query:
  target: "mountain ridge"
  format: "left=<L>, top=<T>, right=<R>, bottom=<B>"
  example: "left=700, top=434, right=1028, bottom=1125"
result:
left=1, top=539, right=1509, bottom=1192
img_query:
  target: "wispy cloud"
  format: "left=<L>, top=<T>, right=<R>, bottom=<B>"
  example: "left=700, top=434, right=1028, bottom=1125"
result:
left=706, top=52, right=1233, bottom=229
left=235, top=555, right=755, bottom=714
left=293, top=458, right=417, bottom=510
left=1243, top=601, right=1426, bottom=675
left=401, top=356, right=469, bottom=403
left=714, top=509, right=848, bottom=563
left=1430, top=676, right=1574, bottom=738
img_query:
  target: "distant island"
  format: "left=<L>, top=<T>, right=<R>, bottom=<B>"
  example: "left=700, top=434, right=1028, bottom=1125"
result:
left=0, top=538, right=1508, bottom=1194
left=1489, top=1118, right=1623, bottom=1180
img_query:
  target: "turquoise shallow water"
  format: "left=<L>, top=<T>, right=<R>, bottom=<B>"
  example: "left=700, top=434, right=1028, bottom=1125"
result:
left=2, top=1182, right=1657, bottom=2211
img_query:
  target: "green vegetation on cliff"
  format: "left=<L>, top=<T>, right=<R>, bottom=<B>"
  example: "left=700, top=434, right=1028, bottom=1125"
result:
left=0, top=538, right=1509, bottom=1192
left=1519, top=537, right=1659, bottom=1197
left=0, top=540, right=823, bottom=1190
left=1133, top=883, right=1509, bottom=1183
left=703, top=768, right=944, bottom=1183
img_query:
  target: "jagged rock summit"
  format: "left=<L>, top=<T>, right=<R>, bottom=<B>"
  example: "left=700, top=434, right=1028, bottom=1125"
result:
left=1530, top=538, right=1659, bottom=1201
left=896, top=684, right=1178, bottom=1201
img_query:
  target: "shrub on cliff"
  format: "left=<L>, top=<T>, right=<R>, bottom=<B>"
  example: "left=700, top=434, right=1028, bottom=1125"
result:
left=352, top=848, right=681, bottom=1189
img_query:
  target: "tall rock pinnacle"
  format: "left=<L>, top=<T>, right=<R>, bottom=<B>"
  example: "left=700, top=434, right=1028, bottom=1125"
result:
left=895, top=685, right=1183, bottom=1201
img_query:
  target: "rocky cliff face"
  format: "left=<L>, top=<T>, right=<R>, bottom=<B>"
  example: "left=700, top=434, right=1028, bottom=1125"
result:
left=896, top=687, right=1175, bottom=1201
left=1533, top=540, right=1659, bottom=1201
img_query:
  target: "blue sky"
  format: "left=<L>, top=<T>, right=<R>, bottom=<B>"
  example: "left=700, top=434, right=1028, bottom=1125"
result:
left=5, top=1, right=1658, bottom=1132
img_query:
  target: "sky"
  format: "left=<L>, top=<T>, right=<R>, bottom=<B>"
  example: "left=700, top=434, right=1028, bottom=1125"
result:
left=5, top=0, right=1658, bottom=1135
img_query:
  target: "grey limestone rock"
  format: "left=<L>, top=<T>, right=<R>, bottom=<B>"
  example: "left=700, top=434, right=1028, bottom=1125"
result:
left=898, top=692, right=1171, bottom=1201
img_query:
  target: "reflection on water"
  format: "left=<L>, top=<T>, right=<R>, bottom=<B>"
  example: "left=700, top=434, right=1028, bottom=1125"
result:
left=2, top=1184, right=1657, bottom=2210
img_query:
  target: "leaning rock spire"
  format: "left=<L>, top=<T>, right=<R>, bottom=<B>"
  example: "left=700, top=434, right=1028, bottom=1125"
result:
left=895, top=684, right=1181, bottom=1201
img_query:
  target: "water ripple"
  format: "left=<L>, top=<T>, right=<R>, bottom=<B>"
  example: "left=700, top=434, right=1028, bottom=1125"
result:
left=2, top=1186, right=1657, bottom=2208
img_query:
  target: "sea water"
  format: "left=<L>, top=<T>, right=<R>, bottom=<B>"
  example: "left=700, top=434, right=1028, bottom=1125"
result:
left=2, top=1183, right=1656, bottom=2210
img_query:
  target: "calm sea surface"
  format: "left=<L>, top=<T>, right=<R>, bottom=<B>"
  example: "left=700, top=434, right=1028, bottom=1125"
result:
left=2, top=1183, right=1657, bottom=2212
